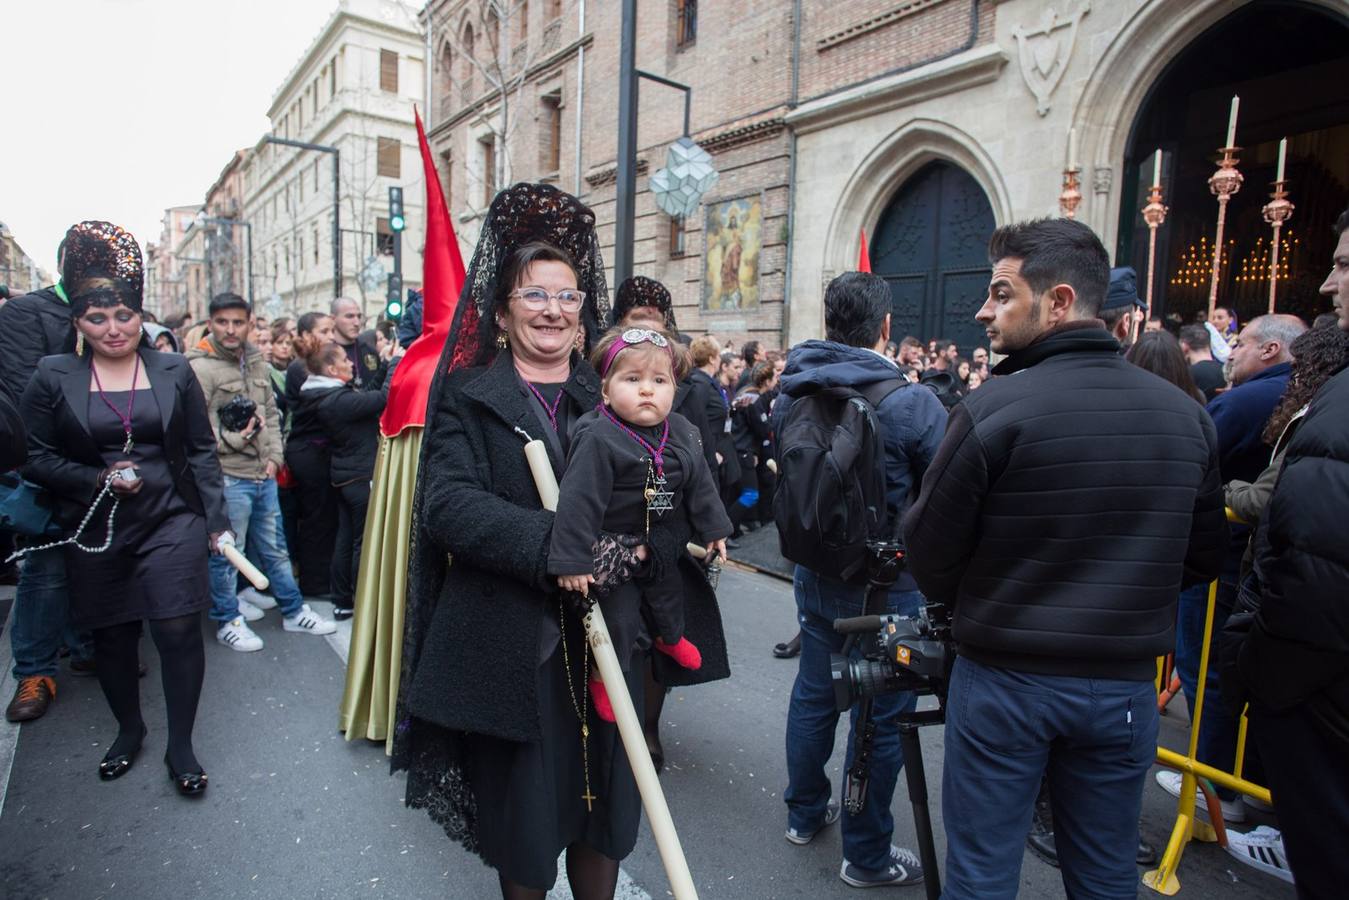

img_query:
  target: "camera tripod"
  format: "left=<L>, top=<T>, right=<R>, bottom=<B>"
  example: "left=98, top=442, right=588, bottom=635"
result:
left=838, top=541, right=946, bottom=900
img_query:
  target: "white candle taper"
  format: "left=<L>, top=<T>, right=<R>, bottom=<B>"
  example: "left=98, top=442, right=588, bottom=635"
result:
left=1226, top=96, right=1240, bottom=148
left=1276, top=137, right=1287, bottom=183
left=1067, top=127, right=1078, bottom=171
left=1153, top=149, right=1162, bottom=186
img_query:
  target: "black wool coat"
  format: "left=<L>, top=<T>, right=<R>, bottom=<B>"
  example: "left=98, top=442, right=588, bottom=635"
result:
left=405, top=351, right=729, bottom=744
left=20, top=348, right=230, bottom=533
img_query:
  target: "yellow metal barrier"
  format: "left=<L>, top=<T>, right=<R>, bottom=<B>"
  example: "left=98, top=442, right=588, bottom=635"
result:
left=1142, top=569, right=1271, bottom=895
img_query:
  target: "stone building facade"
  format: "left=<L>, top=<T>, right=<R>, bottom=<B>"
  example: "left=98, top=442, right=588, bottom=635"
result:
left=145, top=205, right=204, bottom=322
left=423, top=0, right=1349, bottom=349
left=241, top=0, right=427, bottom=322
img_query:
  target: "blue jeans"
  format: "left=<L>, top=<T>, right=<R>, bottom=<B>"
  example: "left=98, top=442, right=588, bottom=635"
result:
left=1173, top=579, right=1240, bottom=800
left=942, top=657, right=1158, bottom=900
left=784, top=565, right=921, bottom=872
left=9, top=546, right=92, bottom=679
left=209, top=477, right=304, bottom=623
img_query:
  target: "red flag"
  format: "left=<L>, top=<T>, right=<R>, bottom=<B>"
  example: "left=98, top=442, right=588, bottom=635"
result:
left=858, top=229, right=872, bottom=273
left=380, top=108, right=467, bottom=437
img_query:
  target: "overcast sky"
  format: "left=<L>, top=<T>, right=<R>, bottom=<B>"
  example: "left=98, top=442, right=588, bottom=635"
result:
left=1, top=0, right=359, bottom=277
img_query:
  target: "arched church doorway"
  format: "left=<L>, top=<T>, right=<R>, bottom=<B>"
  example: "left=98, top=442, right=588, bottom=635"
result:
left=870, top=161, right=996, bottom=354
left=1118, top=1, right=1349, bottom=327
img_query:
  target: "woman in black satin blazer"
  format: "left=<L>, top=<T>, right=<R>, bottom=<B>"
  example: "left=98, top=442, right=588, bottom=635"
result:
left=20, top=220, right=229, bottom=795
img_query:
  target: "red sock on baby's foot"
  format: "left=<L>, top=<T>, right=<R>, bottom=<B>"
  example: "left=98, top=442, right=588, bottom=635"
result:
left=590, top=675, right=616, bottom=722
left=654, top=637, right=702, bottom=670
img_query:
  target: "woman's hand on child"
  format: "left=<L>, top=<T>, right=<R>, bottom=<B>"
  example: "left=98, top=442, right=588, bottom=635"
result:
left=558, top=573, right=595, bottom=596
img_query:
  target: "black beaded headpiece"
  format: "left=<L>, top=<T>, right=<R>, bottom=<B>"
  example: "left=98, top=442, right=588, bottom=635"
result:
left=613, top=275, right=676, bottom=330
left=61, top=221, right=144, bottom=316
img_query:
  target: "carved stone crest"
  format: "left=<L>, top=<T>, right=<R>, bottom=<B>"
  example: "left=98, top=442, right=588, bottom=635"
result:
left=1011, top=4, right=1090, bottom=116
left=1093, top=166, right=1113, bottom=195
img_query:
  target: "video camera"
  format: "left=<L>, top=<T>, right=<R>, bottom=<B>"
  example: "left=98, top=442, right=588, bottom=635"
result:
left=829, top=539, right=954, bottom=713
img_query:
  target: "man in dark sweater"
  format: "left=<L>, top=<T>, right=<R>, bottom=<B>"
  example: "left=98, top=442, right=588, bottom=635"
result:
left=903, top=218, right=1227, bottom=899
left=777, top=272, right=946, bottom=889
left=330, top=297, right=385, bottom=390
left=0, top=234, right=96, bottom=723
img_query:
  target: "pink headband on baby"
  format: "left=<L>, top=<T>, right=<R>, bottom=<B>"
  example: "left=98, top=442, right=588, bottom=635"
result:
left=599, top=328, right=673, bottom=377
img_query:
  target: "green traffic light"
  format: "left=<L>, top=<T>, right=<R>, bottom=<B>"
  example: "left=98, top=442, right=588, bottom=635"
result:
left=390, top=214, right=405, bottom=232
left=387, top=301, right=403, bottom=317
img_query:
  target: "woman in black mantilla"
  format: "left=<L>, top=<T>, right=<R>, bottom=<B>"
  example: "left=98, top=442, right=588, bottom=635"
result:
left=392, top=184, right=730, bottom=899
left=20, top=222, right=230, bottom=795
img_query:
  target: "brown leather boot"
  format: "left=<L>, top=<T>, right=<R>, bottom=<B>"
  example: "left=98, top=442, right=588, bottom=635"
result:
left=6, top=676, right=56, bottom=722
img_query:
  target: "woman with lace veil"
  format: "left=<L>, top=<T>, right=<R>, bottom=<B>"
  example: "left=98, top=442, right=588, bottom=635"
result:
left=391, top=184, right=725, bottom=898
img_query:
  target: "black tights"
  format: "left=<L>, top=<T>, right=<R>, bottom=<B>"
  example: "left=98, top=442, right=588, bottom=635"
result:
left=497, top=843, right=619, bottom=900
left=91, top=613, right=205, bottom=774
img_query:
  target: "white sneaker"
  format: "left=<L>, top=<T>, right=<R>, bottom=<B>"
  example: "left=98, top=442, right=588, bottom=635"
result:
left=1155, top=770, right=1246, bottom=822
left=236, top=597, right=264, bottom=622
left=238, top=586, right=277, bottom=610
left=282, top=604, right=336, bottom=636
left=216, top=618, right=264, bottom=652
left=1226, top=826, right=1294, bottom=885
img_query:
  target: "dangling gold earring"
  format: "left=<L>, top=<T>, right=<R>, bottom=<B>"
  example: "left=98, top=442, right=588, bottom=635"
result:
left=76, top=331, right=86, bottom=356
left=573, top=329, right=585, bottom=352
left=496, top=329, right=509, bottom=349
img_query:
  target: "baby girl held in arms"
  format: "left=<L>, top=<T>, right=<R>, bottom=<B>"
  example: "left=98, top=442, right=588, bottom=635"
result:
left=548, top=327, right=731, bottom=721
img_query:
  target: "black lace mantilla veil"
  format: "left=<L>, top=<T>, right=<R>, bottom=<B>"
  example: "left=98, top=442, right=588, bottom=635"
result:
left=391, top=182, right=611, bottom=850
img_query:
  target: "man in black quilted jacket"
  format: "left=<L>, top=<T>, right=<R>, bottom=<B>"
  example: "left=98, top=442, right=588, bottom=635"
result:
left=903, top=218, right=1227, bottom=899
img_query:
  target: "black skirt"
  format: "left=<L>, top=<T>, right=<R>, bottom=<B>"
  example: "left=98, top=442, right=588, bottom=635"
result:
left=460, top=633, right=644, bottom=890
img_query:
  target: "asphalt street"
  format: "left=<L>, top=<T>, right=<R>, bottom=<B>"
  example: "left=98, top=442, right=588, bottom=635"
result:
left=0, top=566, right=1295, bottom=899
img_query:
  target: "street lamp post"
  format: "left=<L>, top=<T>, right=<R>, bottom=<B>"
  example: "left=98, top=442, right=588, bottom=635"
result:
left=263, top=135, right=341, bottom=299
left=196, top=214, right=254, bottom=305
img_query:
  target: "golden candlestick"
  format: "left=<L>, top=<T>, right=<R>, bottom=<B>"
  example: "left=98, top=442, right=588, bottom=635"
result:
left=1139, top=182, right=1168, bottom=343
left=1206, top=146, right=1243, bottom=318
left=1261, top=180, right=1293, bottom=314
left=1059, top=168, right=1082, bottom=219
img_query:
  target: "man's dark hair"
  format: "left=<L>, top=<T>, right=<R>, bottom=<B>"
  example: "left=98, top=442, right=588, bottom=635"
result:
left=741, top=340, right=760, bottom=366
left=209, top=292, right=251, bottom=316
left=987, top=217, right=1111, bottom=317
left=1333, top=207, right=1349, bottom=237
left=900, top=336, right=922, bottom=350
left=1178, top=324, right=1211, bottom=354
left=824, top=271, right=891, bottom=348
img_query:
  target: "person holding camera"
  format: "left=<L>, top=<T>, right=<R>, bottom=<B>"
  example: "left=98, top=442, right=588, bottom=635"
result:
left=19, top=221, right=229, bottom=793
left=902, top=218, right=1227, bottom=899
left=187, top=293, right=334, bottom=652
left=292, top=334, right=401, bottom=620
left=774, top=271, right=947, bottom=888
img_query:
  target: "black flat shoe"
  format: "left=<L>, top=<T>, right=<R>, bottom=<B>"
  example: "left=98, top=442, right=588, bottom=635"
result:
left=165, top=755, right=208, bottom=796
left=98, top=727, right=147, bottom=781
left=772, top=633, right=802, bottom=659
left=646, top=735, right=665, bottom=773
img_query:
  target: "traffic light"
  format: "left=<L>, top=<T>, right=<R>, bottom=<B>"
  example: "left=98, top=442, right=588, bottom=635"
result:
left=386, top=271, right=403, bottom=321
left=388, top=186, right=405, bottom=232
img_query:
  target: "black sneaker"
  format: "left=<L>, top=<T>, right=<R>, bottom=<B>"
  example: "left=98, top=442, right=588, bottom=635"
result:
left=332, top=606, right=354, bottom=622
left=840, top=845, right=924, bottom=888
left=785, top=799, right=841, bottom=845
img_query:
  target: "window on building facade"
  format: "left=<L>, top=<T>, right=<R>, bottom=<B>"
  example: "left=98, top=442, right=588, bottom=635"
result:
left=541, top=92, right=562, bottom=173
left=284, top=244, right=291, bottom=274
left=462, top=25, right=476, bottom=99
left=376, top=217, right=394, bottom=256
left=313, top=224, right=321, bottom=264
left=441, top=149, right=453, bottom=211
left=380, top=49, right=399, bottom=93
left=676, top=0, right=697, bottom=48
left=329, top=60, right=337, bottom=97
left=547, top=0, right=562, bottom=20
left=312, top=78, right=319, bottom=116
left=518, top=0, right=529, bottom=44
left=298, top=235, right=305, bottom=269
left=669, top=215, right=686, bottom=256
left=377, top=137, right=401, bottom=178
left=299, top=172, right=305, bottom=203
left=439, top=44, right=454, bottom=104
left=313, top=159, right=320, bottom=193
left=479, top=136, right=497, bottom=207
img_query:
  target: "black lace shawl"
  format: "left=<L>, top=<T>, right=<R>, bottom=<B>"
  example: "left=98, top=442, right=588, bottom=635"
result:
left=391, top=183, right=611, bottom=850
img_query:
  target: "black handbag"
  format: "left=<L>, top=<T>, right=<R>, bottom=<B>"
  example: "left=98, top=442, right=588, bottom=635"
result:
left=0, top=474, right=61, bottom=538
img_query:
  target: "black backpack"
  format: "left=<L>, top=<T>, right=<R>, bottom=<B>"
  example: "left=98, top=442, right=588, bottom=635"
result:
left=772, top=378, right=904, bottom=584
